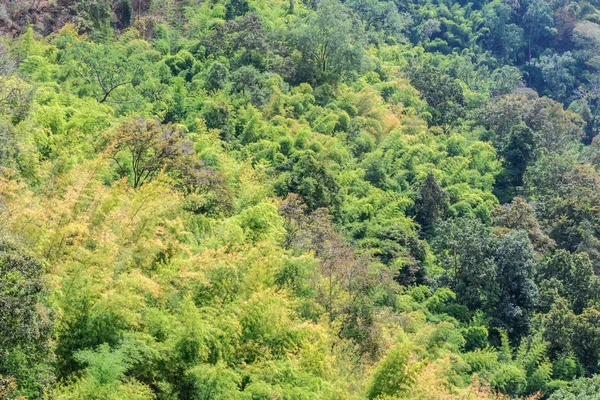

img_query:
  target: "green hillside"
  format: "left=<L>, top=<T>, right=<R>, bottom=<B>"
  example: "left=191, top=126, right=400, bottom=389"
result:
left=2, top=0, right=600, bottom=398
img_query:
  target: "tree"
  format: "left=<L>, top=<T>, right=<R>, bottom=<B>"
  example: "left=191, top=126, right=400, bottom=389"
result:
left=205, top=61, right=229, bottom=92
left=50, top=342, right=153, bottom=399
left=493, top=197, right=555, bottom=253
left=542, top=298, right=576, bottom=355
left=526, top=162, right=600, bottom=253
left=131, top=0, right=152, bottom=22
left=415, top=173, right=448, bottom=235
left=522, top=0, right=555, bottom=61
left=534, top=52, right=575, bottom=102
left=493, top=230, right=537, bottom=340
left=107, top=118, right=197, bottom=189
left=0, top=77, right=33, bottom=124
left=483, top=0, right=522, bottom=62
left=62, top=0, right=113, bottom=40
left=280, top=150, right=341, bottom=212
left=279, top=196, right=389, bottom=357
left=345, top=0, right=411, bottom=40
left=114, top=0, right=133, bottom=29
left=575, top=74, right=600, bottom=143
left=225, top=0, right=249, bottom=19
left=294, top=0, right=367, bottom=83
left=495, top=124, right=537, bottom=200
left=0, top=42, right=15, bottom=76
left=0, top=238, right=53, bottom=398
left=66, top=40, right=143, bottom=104
left=280, top=203, right=370, bottom=319
left=230, top=66, right=270, bottom=106
left=163, top=50, right=199, bottom=82
left=476, top=89, right=583, bottom=154
left=549, top=375, right=600, bottom=399
left=0, top=41, right=33, bottom=124
left=433, top=217, right=497, bottom=311
left=406, top=63, right=465, bottom=127
left=573, top=307, right=600, bottom=373
left=489, top=66, right=524, bottom=97
left=537, top=250, right=599, bottom=314
left=200, top=13, right=267, bottom=68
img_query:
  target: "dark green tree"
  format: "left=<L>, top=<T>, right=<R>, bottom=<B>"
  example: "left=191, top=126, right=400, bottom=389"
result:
left=205, top=61, right=229, bottom=92
left=537, top=250, right=599, bottom=314
left=522, top=0, right=556, bottom=61
left=526, top=163, right=600, bottom=253
left=433, top=217, right=497, bottom=311
left=534, top=52, right=575, bottom=102
left=230, top=65, right=270, bottom=105
left=496, top=124, right=537, bottom=201
left=415, top=173, right=448, bottom=235
left=280, top=150, right=341, bottom=212
left=225, top=0, right=250, bottom=19
left=483, top=0, right=523, bottom=62
left=493, top=197, right=555, bottom=253
left=493, top=230, right=537, bottom=340
left=502, top=124, right=536, bottom=187
left=542, top=298, right=575, bottom=355
left=406, top=63, right=465, bottom=127
left=573, top=307, right=600, bottom=373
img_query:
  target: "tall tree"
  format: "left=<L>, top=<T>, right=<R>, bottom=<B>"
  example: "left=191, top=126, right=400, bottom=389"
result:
left=483, top=0, right=523, bottom=62
left=522, top=0, right=555, bottom=61
left=493, top=230, right=537, bottom=340
left=534, top=52, right=575, bottom=102
left=415, top=173, right=448, bottom=235
left=495, top=124, right=537, bottom=201
left=573, top=307, right=600, bottom=373
left=433, top=217, right=497, bottom=311
left=293, top=0, right=367, bottom=83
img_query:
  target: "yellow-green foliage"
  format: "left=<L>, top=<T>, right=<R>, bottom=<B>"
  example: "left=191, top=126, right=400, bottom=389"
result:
left=0, top=7, right=581, bottom=399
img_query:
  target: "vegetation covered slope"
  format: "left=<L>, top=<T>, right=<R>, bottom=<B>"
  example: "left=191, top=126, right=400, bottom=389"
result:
left=2, top=0, right=600, bottom=398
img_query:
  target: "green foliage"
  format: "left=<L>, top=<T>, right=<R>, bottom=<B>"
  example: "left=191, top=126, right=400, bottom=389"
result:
left=106, top=117, right=198, bottom=189
left=433, top=217, right=496, bottom=311
left=493, top=230, right=537, bottom=340
left=62, top=39, right=144, bottom=104
left=51, top=342, right=152, bottom=399
left=292, top=0, right=368, bottom=83
left=366, top=344, right=422, bottom=399
left=4, top=0, right=600, bottom=397
left=549, top=375, right=600, bottom=399
left=181, top=363, right=241, bottom=400
left=406, top=63, right=465, bottom=127
left=0, top=238, right=53, bottom=398
left=491, top=363, right=527, bottom=397
left=415, top=173, right=448, bottom=235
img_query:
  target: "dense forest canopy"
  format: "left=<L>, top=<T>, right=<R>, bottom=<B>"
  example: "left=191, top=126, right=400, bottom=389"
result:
left=3, top=0, right=600, bottom=398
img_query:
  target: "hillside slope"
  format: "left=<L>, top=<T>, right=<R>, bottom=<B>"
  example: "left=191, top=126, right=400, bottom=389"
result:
left=2, top=0, right=600, bottom=399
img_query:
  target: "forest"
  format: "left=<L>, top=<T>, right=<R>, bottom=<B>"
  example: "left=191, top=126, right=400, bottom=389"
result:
left=2, top=0, right=600, bottom=398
